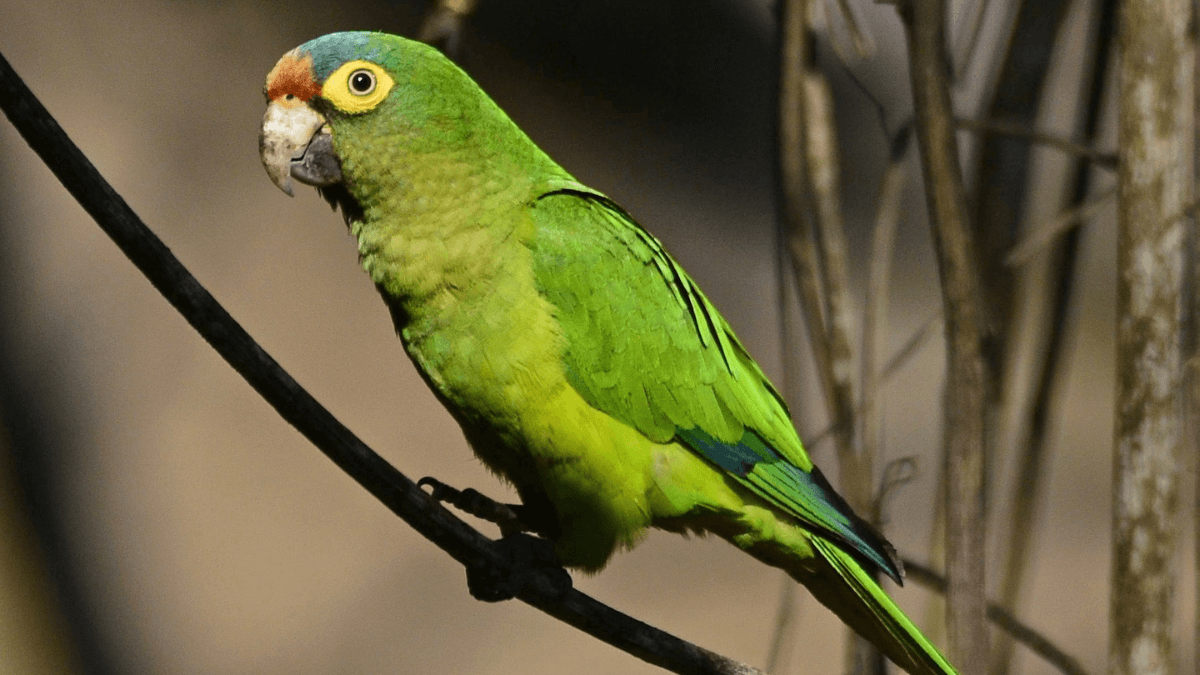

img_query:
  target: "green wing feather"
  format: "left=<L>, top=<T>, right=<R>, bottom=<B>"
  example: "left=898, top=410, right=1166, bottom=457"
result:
left=527, top=183, right=901, bottom=582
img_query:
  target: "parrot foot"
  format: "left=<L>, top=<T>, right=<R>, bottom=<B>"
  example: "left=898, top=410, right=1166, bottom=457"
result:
left=418, top=478, right=571, bottom=601
left=466, top=533, right=573, bottom=603
left=417, top=476, right=537, bottom=537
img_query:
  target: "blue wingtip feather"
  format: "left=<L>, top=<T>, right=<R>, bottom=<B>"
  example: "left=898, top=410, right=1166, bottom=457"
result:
left=675, top=426, right=904, bottom=583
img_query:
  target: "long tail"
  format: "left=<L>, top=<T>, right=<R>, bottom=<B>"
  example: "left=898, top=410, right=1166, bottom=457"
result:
left=801, top=537, right=959, bottom=675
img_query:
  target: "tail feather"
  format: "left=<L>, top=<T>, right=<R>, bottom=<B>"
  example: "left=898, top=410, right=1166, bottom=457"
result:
left=803, top=537, right=959, bottom=675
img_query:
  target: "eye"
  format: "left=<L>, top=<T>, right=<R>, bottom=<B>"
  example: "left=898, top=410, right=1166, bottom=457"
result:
left=348, top=69, right=376, bottom=96
left=322, top=60, right=394, bottom=114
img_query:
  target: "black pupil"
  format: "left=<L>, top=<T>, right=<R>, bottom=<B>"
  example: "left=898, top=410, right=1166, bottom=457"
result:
left=351, top=72, right=373, bottom=93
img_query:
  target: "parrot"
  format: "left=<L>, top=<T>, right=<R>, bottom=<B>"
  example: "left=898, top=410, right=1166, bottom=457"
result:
left=259, top=31, right=959, bottom=675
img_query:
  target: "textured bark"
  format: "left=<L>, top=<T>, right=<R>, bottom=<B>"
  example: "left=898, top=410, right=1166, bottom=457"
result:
left=1111, top=0, right=1192, bottom=674
left=900, top=1, right=989, bottom=671
left=1191, top=12, right=1200, bottom=675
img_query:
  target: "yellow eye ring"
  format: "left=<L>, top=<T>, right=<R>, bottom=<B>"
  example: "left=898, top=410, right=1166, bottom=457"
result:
left=322, top=60, right=394, bottom=114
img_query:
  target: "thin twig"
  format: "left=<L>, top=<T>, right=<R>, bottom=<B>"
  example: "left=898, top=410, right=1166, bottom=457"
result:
left=954, top=117, right=1118, bottom=169
left=991, top=2, right=1118, bottom=673
left=836, top=61, right=897, bottom=142
left=827, top=0, right=875, bottom=59
left=873, top=458, right=917, bottom=528
left=919, top=455, right=947, bottom=648
left=808, top=312, right=943, bottom=449
left=899, top=0, right=989, bottom=670
left=879, top=312, right=943, bottom=382
left=764, top=576, right=798, bottom=673
left=966, top=0, right=1074, bottom=407
left=1003, top=188, right=1115, bottom=267
left=950, top=0, right=991, bottom=83
left=0, top=49, right=765, bottom=675
left=901, top=559, right=1092, bottom=675
left=860, top=130, right=911, bottom=524
left=1009, top=191, right=1200, bottom=269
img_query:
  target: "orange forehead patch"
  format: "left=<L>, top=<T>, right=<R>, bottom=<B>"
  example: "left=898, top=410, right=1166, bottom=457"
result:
left=265, top=49, right=321, bottom=102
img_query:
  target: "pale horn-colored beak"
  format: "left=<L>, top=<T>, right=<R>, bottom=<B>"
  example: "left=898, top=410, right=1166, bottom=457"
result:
left=259, top=99, right=340, bottom=196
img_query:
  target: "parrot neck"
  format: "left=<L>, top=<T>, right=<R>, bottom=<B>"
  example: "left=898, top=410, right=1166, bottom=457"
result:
left=328, top=89, right=577, bottom=429
left=342, top=143, right=574, bottom=453
left=346, top=151, right=565, bottom=306
left=338, top=96, right=571, bottom=309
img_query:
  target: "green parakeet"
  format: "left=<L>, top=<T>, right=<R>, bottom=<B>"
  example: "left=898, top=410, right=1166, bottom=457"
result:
left=259, top=31, right=958, bottom=675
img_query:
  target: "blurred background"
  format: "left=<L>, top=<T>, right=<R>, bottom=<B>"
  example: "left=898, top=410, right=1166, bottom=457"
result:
left=0, top=1, right=1194, bottom=674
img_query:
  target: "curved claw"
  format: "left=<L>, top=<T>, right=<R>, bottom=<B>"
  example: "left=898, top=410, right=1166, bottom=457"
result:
left=418, top=476, right=526, bottom=536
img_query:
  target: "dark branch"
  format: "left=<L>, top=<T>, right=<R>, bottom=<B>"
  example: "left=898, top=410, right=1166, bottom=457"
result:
left=0, top=49, right=764, bottom=675
left=954, top=117, right=1118, bottom=169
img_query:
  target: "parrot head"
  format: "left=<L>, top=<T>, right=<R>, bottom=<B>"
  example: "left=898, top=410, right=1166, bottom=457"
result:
left=259, top=31, right=513, bottom=221
left=261, top=32, right=393, bottom=198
